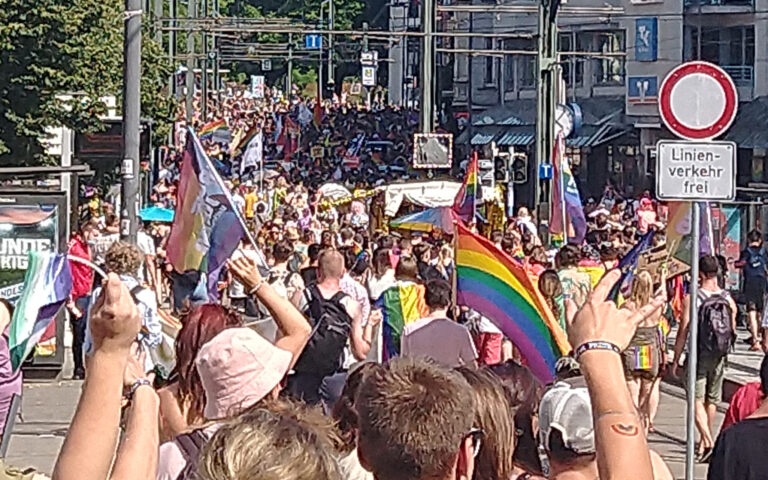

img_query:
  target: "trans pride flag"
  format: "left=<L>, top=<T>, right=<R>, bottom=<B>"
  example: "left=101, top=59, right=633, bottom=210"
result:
left=453, top=153, right=478, bottom=221
left=167, top=128, right=248, bottom=301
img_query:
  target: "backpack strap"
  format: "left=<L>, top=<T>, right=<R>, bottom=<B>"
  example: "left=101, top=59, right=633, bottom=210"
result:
left=129, top=285, right=145, bottom=304
left=175, top=429, right=208, bottom=461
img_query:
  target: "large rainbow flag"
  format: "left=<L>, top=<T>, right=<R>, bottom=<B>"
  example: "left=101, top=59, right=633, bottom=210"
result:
left=455, top=223, right=570, bottom=382
left=375, top=281, right=428, bottom=361
left=231, top=124, right=259, bottom=155
left=198, top=119, right=228, bottom=140
left=167, top=127, right=248, bottom=301
left=452, top=153, right=478, bottom=221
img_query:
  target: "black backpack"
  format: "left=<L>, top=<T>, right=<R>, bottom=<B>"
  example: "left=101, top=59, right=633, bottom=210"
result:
left=174, top=429, right=209, bottom=480
left=745, top=247, right=767, bottom=277
left=697, top=292, right=734, bottom=357
left=293, top=285, right=352, bottom=376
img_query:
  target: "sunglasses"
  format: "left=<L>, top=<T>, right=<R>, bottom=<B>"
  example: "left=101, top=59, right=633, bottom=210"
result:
left=466, top=428, right=485, bottom=458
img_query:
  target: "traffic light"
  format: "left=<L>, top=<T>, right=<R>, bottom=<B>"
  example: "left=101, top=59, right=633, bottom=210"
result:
left=511, top=152, right=528, bottom=184
left=478, top=158, right=494, bottom=188
left=494, top=156, right=509, bottom=183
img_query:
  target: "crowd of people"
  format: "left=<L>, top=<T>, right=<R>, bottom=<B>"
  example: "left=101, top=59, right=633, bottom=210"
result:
left=2, top=84, right=768, bottom=480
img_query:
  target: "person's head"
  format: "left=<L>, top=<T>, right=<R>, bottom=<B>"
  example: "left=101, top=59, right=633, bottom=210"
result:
left=539, top=382, right=596, bottom=473
left=629, top=270, right=653, bottom=307
left=425, top=278, right=452, bottom=312
left=748, top=229, right=763, bottom=246
left=104, top=242, right=143, bottom=277
left=760, top=355, right=768, bottom=396
left=378, top=235, right=396, bottom=250
left=456, top=367, right=515, bottom=480
left=196, top=328, right=293, bottom=420
left=317, top=248, right=345, bottom=282
left=321, top=230, right=335, bottom=248
left=555, top=244, right=581, bottom=269
left=174, top=305, right=243, bottom=423
left=491, top=230, right=504, bottom=245
left=372, top=247, right=393, bottom=277
left=538, top=270, right=563, bottom=318
left=356, top=357, right=478, bottom=480
left=529, top=246, right=549, bottom=267
left=488, top=360, right=544, bottom=475
left=699, top=254, right=720, bottom=281
left=199, top=400, right=341, bottom=480
left=78, top=217, right=99, bottom=241
left=399, top=238, right=413, bottom=256
left=413, top=242, right=431, bottom=264
left=517, top=207, right=531, bottom=219
left=272, top=240, right=294, bottom=264
left=395, top=256, right=420, bottom=283
left=307, top=243, right=323, bottom=266
left=331, top=363, right=383, bottom=454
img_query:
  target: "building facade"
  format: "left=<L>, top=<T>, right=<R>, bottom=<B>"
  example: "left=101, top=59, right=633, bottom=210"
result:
left=388, top=0, right=768, bottom=204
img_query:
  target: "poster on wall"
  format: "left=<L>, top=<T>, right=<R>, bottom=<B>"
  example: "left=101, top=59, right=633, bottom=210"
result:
left=713, top=206, right=742, bottom=290
left=635, top=18, right=658, bottom=62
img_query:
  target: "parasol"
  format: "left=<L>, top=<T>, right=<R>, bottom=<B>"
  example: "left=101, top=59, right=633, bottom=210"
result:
left=390, top=207, right=461, bottom=234
left=139, top=206, right=174, bottom=223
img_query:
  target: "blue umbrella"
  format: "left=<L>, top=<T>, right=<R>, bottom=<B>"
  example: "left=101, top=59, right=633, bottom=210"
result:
left=139, top=206, right=174, bottom=223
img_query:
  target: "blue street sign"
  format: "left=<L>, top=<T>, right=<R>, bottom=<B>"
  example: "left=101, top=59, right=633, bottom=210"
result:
left=539, top=163, right=553, bottom=180
left=305, top=34, right=322, bottom=50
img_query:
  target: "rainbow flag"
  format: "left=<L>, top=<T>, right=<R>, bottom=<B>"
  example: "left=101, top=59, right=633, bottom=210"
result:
left=375, top=281, right=428, bottom=361
left=313, top=99, right=323, bottom=128
left=455, top=223, right=570, bottom=383
left=453, top=154, right=478, bottom=221
left=198, top=119, right=227, bottom=140
left=167, top=127, right=248, bottom=301
left=231, top=124, right=259, bottom=155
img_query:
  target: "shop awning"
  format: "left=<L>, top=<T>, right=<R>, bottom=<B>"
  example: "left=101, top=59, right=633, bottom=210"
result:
left=725, top=96, right=768, bottom=148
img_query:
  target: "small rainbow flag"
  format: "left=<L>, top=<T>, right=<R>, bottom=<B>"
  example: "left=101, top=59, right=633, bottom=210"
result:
left=375, top=281, right=428, bottom=361
left=231, top=124, right=259, bottom=155
left=455, top=223, right=570, bottom=383
left=198, top=119, right=228, bottom=140
left=453, top=153, right=478, bottom=221
left=633, top=345, right=652, bottom=370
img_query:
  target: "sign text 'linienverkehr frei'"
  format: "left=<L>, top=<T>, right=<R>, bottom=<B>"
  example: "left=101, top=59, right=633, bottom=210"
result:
left=655, top=141, right=736, bottom=201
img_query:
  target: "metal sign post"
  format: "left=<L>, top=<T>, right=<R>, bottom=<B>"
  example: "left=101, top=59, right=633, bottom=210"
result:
left=656, top=61, right=738, bottom=480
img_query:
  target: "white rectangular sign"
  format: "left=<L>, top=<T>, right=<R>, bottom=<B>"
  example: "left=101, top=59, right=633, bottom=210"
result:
left=250, top=75, right=265, bottom=99
left=362, top=66, right=376, bottom=87
left=655, top=140, right=736, bottom=201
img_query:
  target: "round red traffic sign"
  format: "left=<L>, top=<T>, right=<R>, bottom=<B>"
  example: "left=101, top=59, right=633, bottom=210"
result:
left=658, top=61, right=738, bottom=141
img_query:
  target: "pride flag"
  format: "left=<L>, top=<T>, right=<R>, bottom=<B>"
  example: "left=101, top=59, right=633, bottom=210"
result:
left=313, top=99, right=324, bottom=128
left=231, top=124, right=259, bottom=155
left=167, top=127, right=248, bottom=301
left=9, top=253, right=72, bottom=371
left=198, top=119, right=228, bottom=140
left=453, top=153, right=478, bottom=221
left=455, top=223, right=569, bottom=383
left=375, top=281, right=428, bottom=361
left=550, top=134, right=587, bottom=244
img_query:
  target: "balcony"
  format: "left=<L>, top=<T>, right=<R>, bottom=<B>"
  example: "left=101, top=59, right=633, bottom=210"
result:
left=684, top=0, right=753, bottom=12
left=723, top=65, right=753, bottom=87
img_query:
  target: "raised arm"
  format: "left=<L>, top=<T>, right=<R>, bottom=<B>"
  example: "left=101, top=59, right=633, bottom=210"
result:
left=53, top=274, right=141, bottom=480
left=228, top=256, right=311, bottom=368
left=672, top=295, right=691, bottom=378
left=568, top=269, right=664, bottom=480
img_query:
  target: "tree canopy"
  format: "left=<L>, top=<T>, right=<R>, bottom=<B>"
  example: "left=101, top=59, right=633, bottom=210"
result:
left=0, top=0, right=172, bottom=166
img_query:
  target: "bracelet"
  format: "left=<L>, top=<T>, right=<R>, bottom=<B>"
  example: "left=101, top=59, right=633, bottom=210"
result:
left=249, top=281, right=264, bottom=295
left=127, top=378, right=152, bottom=400
left=574, top=341, right=621, bottom=360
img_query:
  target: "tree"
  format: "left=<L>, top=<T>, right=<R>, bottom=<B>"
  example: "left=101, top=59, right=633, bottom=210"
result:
left=0, top=0, right=172, bottom=166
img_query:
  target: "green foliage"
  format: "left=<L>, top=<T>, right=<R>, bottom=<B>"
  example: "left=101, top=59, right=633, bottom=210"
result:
left=0, top=0, right=172, bottom=166
left=292, top=66, right=318, bottom=90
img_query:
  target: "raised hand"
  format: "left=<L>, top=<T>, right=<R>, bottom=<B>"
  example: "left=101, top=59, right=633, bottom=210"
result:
left=227, top=255, right=263, bottom=293
left=567, top=269, right=665, bottom=351
left=89, top=273, right=141, bottom=354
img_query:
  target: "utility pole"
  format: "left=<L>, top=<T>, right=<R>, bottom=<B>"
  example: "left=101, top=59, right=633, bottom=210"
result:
left=168, top=0, right=176, bottom=99
left=534, top=0, right=560, bottom=236
left=327, top=0, right=334, bottom=94
left=202, top=0, right=209, bottom=120
left=420, top=0, right=435, bottom=133
left=185, top=0, right=196, bottom=124
left=154, top=0, right=163, bottom=43
left=121, top=0, right=142, bottom=244
left=319, top=4, right=324, bottom=102
left=213, top=0, right=220, bottom=107
left=287, top=33, right=293, bottom=94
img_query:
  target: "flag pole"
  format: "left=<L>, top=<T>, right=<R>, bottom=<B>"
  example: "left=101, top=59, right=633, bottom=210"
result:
left=452, top=221, right=459, bottom=310
left=558, top=136, right=568, bottom=245
left=472, top=151, right=478, bottom=227
left=66, top=255, right=108, bottom=280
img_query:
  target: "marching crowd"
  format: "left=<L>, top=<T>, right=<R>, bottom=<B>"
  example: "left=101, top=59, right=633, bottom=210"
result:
left=1, top=86, right=767, bottom=480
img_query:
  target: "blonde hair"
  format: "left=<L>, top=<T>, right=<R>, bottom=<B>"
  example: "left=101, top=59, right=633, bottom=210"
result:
left=104, top=241, right=143, bottom=276
left=199, top=400, right=341, bottom=480
left=629, top=270, right=653, bottom=307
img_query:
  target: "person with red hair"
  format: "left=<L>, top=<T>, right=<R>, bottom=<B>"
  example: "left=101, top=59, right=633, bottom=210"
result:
left=157, top=304, right=243, bottom=441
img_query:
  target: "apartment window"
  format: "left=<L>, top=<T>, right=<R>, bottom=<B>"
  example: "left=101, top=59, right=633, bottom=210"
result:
left=588, top=30, right=625, bottom=85
left=485, top=37, right=495, bottom=85
left=504, top=38, right=535, bottom=89
left=688, top=26, right=754, bottom=85
left=558, top=32, right=584, bottom=86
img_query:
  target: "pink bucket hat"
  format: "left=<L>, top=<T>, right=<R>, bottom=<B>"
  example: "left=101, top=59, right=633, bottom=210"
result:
left=196, top=328, right=292, bottom=419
